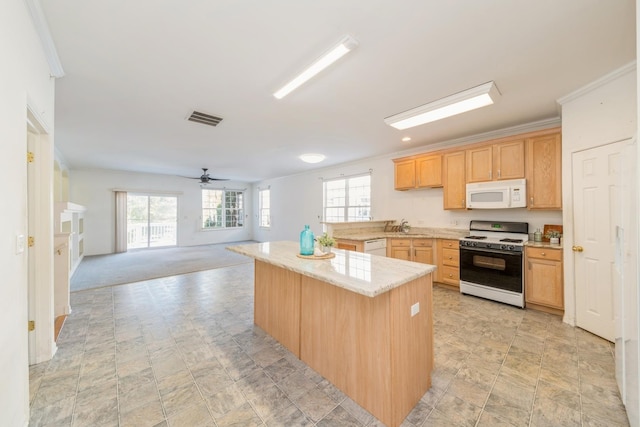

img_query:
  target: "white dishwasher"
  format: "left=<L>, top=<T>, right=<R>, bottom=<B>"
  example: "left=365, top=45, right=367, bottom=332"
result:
left=363, top=239, right=387, bottom=256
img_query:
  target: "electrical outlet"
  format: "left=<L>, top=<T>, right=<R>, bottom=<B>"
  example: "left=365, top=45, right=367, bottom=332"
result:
left=411, top=302, right=420, bottom=317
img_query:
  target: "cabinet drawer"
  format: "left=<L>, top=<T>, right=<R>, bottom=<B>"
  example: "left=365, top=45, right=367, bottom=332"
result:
left=441, top=239, right=459, bottom=249
left=442, top=248, right=459, bottom=266
left=412, top=239, right=433, bottom=247
left=440, top=265, right=459, bottom=284
left=389, top=239, right=411, bottom=247
left=527, top=247, right=562, bottom=261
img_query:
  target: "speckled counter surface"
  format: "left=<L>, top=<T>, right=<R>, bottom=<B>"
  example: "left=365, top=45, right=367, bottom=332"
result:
left=227, top=240, right=435, bottom=297
left=526, top=242, right=564, bottom=249
left=333, top=227, right=469, bottom=241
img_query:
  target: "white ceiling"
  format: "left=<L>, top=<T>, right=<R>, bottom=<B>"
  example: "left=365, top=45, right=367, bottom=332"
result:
left=42, top=0, right=636, bottom=182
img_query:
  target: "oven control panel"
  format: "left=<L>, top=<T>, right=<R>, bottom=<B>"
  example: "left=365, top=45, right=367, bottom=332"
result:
left=459, top=240, right=524, bottom=252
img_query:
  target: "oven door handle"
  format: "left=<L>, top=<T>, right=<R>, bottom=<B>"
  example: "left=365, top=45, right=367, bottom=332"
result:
left=460, top=246, right=523, bottom=256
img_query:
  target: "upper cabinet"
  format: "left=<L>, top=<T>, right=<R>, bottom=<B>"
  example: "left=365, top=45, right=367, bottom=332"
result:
left=394, top=154, right=442, bottom=190
left=443, top=150, right=466, bottom=210
left=392, top=127, right=561, bottom=211
left=526, top=133, right=562, bottom=210
left=394, top=159, right=416, bottom=190
left=466, top=139, right=525, bottom=183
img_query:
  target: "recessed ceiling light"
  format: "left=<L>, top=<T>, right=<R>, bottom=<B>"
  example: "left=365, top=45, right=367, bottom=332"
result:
left=402, top=137, right=412, bottom=142
left=384, top=81, right=501, bottom=130
left=274, top=35, right=359, bottom=99
left=299, top=153, right=326, bottom=164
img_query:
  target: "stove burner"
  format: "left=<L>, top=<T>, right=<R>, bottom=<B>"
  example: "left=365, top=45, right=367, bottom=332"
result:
left=500, top=238, right=523, bottom=243
left=464, top=235, right=487, bottom=240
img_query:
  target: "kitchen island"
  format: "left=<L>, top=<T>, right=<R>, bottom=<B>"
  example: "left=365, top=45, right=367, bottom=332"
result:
left=227, top=241, right=436, bottom=427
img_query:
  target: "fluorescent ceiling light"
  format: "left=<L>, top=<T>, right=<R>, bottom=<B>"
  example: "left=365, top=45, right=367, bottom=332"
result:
left=384, top=81, right=501, bottom=130
left=274, top=36, right=358, bottom=99
left=299, top=153, right=325, bottom=164
left=25, top=0, right=65, bottom=78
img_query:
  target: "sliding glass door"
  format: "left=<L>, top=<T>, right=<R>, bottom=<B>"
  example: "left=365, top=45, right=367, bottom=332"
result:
left=127, top=194, right=177, bottom=249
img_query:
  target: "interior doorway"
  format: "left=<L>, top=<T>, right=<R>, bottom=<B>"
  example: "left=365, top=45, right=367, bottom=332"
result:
left=127, top=194, right=178, bottom=249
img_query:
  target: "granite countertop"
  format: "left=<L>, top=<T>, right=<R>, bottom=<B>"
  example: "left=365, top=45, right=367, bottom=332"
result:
left=226, top=241, right=436, bottom=298
left=333, top=227, right=469, bottom=241
left=526, top=241, right=564, bottom=249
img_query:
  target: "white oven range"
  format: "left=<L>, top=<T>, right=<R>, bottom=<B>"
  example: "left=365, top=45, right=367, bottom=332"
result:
left=459, top=220, right=529, bottom=308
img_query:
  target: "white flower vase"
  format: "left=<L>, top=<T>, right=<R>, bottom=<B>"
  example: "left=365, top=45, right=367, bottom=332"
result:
left=550, top=237, right=560, bottom=245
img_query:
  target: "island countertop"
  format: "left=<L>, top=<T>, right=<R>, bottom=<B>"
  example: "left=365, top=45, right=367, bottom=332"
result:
left=226, top=240, right=435, bottom=298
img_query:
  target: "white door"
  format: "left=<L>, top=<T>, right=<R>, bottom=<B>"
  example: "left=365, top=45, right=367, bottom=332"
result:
left=572, top=140, right=627, bottom=342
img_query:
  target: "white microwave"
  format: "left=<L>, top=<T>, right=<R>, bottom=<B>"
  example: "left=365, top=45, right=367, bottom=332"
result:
left=466, top=179, right=527, bottom=209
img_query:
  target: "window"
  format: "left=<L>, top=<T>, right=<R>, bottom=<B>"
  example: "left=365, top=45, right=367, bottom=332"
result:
left=258, top=188, right=271, bottom=228
left=202, top=189, right=244, bottom=229
left=323, top=174, right=371, bottom=222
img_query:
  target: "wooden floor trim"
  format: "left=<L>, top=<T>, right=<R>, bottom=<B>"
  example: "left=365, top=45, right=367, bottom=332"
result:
left=54, top=314, right=67, bottom=342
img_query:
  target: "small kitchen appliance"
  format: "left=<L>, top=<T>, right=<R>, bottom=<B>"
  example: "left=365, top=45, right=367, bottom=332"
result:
left=459, top=220, right=528, bottom=307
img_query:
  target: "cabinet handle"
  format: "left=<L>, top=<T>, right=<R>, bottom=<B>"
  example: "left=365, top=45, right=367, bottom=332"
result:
left=448, top=256, right=453, bottom=260
left=530, top=197, right=534, bottom=205
left=540, top=252, right=546, bottom=256
left=448, top=273, right=453, bottom=278
left=498, top=169, right=501, bottom=178
left=489, top=170, right=492, bottom=179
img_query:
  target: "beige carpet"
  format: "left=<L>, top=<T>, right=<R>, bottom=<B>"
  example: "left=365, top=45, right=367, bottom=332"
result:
left=70, top=241, right=255, bottom=292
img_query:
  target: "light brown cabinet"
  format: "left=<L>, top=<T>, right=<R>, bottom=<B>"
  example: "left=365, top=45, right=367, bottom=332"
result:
left=393, top=155, right=442, bottom=190
left=416, top=155, right=442, bottom=188
left=526, top=133, right=562, bottom=210
left=466, top=140, right=525, bottom=183
left=436, top=239, right=460, bottom=287
left=388, top=238, right=434, bottom=264
left=335, top=239, right=364, bottom=252
left=394, top=159, right=416, bottom=190
left=442, top=151, right=466, bottom=210
left=525, top=246, right=563, bottom=313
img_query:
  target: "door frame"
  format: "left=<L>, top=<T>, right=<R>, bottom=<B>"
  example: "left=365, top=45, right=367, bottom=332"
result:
left=27, top=105, right=56, bottom=365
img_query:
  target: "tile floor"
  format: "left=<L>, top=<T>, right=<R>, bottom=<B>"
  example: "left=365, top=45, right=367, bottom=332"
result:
left=29, top=262, right=630, bottom=426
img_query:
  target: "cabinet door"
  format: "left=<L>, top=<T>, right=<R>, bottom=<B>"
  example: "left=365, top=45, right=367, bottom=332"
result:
left=413, top=247, right=433, bottom=264
left=494, top=140, right=525, bottom=180
left=526, top=133, right=562, bottom=209
left=526, top=257, right=563, bottom=309
left=416, top=155, right=442, bottom=188
left=394, top=160, right=416, bottom=190
left=466, top=146, right=493, bottom=183
left=390, top=247, right=412, bottom=261
left=443, top=151, right=466, bottom=210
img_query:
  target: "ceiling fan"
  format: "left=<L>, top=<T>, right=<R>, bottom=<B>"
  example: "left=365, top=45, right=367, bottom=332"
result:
left=187, top=168, right=229, bottom=184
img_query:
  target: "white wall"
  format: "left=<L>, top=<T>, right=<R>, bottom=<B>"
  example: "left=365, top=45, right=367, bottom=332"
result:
left=559, top=63, right=637, bottom=326
left=1, top=0, right=56, bottom=425
left=70, top=169, right=253, bottom=255
left=251, top=140, right=563, bottom=243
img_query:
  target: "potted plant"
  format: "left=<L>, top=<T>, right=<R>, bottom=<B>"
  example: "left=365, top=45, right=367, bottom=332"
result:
left=316, top=233, right=336, bottom=253
left=546, top=230, right=562, bottom=245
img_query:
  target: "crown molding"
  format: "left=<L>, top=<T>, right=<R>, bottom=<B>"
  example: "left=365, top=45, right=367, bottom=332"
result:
left=25, top=0, right=65, bottom=78
left=557, top=61, right=636, bottom=106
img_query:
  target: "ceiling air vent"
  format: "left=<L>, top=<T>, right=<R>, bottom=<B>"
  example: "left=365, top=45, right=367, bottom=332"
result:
left=187, top=111, right=223, bottom=127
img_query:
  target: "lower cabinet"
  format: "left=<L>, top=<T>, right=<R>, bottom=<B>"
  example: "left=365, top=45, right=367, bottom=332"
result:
left=334, top=239, right=364, bottom=252
left=525, top=246, right=563, bottom=314
left=389, top=238, right=434, bottom=264
left=436, top=239, right=460, bottom=287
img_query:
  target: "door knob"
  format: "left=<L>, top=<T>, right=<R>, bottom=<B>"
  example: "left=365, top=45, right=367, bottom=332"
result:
left=572, top=245, right=584, bottom=252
